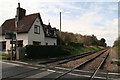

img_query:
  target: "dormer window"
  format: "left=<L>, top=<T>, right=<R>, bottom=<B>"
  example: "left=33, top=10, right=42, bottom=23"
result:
left=34, top=25, right=40, bottom=34
left=46, top=29, right=49, bottom=34
left=54, top=31, right=56, bottom=36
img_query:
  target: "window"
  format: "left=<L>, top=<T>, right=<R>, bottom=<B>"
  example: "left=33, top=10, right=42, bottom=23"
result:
left=0, top=41, right=6, bottom=51
left=46, top=29, right=49, bottom=34
left=34, top=25, right=40, bottom=34
left=33, top=41, right=41, bottom=45
left=10, top=40, right=23, bottom=47
left=54, top=31, right=56, bottom=36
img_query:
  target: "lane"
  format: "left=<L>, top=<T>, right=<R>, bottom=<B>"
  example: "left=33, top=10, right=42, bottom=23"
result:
left=1, top=61, right=94, bottom=80
left=2, top=61, right=44, bottom=79
left=1, top=60, right=119, bottom=80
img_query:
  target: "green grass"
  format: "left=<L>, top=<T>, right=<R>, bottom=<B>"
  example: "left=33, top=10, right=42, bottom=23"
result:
left=70, top=46, right=100, bottom=55
left=51, top=46, right=101, bottom=60
left=111, top=61, right=120, bottom=65
left=0, top=56, right=9, bottom=59
left=114, top=47, right=120, bottom=58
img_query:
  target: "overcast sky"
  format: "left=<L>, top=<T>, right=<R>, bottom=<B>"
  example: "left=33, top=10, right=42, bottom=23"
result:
left=0, top=0, right=118, bottom=46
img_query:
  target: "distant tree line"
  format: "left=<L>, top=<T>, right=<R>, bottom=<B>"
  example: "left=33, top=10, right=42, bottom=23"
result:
left=57, top=31, right=107, bottom=47
left=113, top=37, right=120, bottom=47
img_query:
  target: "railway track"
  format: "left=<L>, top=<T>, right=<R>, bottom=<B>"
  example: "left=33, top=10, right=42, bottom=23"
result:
left=49, top=49, right=108, bottom=68
left=39, top=49, right=105, bottom=66
left=53, top=48, right=110, bottom=80
left=3, top=48, right=119, bottom=80
left=89, top=50, right=110, bottom=80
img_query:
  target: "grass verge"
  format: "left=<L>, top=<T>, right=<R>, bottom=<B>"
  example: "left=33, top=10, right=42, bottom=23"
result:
left=0, top=56, right=10, bottom=59
left=113, top=47, right=120, bottom=59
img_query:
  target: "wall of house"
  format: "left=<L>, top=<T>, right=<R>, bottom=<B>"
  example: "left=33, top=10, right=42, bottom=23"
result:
left=45, top=37, right=57, bottom=45
left=17, top=33, right=28, bottom=47
left=0, top=35, right=11, bottom=51
left=28, top=17, right=45, bottom=45
left=0, top=33, right=28, bottom=51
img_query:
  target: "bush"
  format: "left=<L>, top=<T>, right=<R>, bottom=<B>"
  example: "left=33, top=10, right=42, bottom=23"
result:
left=68, top=42, right=83, bottom=47
left=26, top=45, right=71, bottom=59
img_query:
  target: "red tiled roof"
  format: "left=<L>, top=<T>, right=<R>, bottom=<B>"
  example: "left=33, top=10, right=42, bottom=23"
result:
left=0, top=13, right=42, bottom=35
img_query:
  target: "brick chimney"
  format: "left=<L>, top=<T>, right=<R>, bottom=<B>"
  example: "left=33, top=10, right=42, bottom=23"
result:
left=16, top=3, right=26, bottom=21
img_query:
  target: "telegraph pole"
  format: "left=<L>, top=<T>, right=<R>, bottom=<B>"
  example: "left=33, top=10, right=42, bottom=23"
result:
left=60, top=12, right=61, bottom=45
left=11, top=33, right=14, bottom=60
left=15, top=7, right=18, bottom=59
left=15, top=17, right=18, bottom=58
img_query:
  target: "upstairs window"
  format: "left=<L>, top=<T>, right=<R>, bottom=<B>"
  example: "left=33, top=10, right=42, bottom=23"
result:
left=54, top=31, right=56, bottom=36
left=34, top=25, right=40, bottom=34
left=46, top=29, right=49, bottom=34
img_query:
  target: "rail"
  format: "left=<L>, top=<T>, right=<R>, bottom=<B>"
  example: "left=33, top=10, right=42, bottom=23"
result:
left=89, top=50, right=110, bottom=80
left=39, top=49, right=104, bottom=65
left=54, top=49, right=109, bottom=80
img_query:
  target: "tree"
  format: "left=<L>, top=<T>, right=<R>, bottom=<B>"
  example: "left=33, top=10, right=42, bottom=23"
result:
left=113, top=40, right=118, bottom=47
left=113, top=37, right=120, bottom=47
left=99, top=38, right=107, bottom=47
left=100, top=38, right=106, bottom=43
left=57, top=31, right=105, bottom=46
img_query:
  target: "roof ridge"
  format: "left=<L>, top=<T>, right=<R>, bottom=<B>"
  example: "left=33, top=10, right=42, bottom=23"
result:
left=6, top=18, right=15, bottom=21
left=5, top=13, right=39, bottom=21
left=28, top=12, right=39, bottom=15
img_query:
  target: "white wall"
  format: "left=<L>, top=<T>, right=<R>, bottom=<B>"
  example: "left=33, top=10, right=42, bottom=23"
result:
left=45, top=37, right=57, bottom=45
left=0, top=33, right=28, bottom=50
left=17, top=33, right=28, bottom=47
left=0, top=35, right=11, bottom=50
left=28, top=17, right=45, bottom=45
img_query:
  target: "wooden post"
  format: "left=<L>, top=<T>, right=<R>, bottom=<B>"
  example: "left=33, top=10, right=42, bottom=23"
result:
left=60, top=12, right=61, bottom=45
left=15, top=12, right=18, bottom=59
left=11, top=34, right=13, bottom=60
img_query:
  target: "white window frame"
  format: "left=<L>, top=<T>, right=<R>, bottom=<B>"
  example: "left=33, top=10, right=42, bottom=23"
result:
left=34, top=25, right=40, bottom=34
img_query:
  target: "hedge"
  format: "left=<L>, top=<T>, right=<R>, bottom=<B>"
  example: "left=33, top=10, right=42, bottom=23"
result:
left=26, top=45, right=71, bottom=59
left=68, top=42, right=83, bottom=47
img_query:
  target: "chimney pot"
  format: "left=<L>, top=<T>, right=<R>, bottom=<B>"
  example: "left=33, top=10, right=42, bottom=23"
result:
left=16, top=3, right=26, bottom=21
left=18, top=3, right=20, bottom=8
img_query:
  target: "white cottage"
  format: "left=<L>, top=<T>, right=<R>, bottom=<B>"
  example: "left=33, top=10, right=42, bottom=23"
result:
left=0, top=3, right=57, bottom=51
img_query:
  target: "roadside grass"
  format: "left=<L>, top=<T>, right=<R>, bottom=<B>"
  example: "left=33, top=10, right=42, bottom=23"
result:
left=111, top=61, right=118, bottom=64
left=0, top=53, right=11, bottom=60
left=111, top=61, right=120, bottom=66
left=114, top=47, right=120, bottom=58
left=112, top=47, right=120, bottom=65
left=0, top=56, right=10, bottom=59
left=70, top=46, right=101, bottom=55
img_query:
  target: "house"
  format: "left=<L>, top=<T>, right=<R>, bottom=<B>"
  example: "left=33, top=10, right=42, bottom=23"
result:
left=0, top=3, right=57, bottom=51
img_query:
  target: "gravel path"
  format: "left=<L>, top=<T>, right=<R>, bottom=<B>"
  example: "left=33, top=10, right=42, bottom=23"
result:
left=103, top=48, right=119, bottom=72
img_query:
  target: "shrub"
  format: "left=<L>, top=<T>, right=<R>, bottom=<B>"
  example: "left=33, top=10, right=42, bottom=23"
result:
left=26, top=45, right=71, bottom=59
left=68, top=42, right=83, bottom=47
